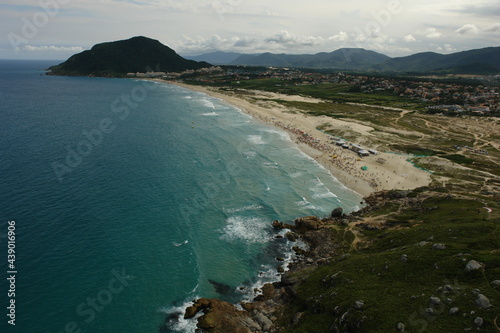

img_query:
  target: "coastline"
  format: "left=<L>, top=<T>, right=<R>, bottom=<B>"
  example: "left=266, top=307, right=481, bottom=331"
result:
left=165, top=80, right=432, bottom=197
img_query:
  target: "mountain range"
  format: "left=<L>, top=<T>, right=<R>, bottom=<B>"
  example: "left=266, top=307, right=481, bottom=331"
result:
left=186, top=46, right=500, bottom=74
left=49, top=36, right=210, bottom=76
left=49, top=36, right=500, bottom=76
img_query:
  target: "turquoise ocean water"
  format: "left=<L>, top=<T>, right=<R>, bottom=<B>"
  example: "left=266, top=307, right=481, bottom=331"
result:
left=0, top=60, right=362, bottom=332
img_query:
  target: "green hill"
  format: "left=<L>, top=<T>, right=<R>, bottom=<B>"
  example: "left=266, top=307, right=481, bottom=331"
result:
left=378, top=46, right=500, bottom=73
left=48, top=36, right=211, bottom=77
left=230, top=48, right=390, bottom=69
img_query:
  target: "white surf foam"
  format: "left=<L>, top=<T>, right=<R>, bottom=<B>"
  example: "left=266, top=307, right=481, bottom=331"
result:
left=223, top=204, right=264, bottom=214
left=247, top=135, right=265, bottom=145
left=221, top=216, right=270, bottom=244
left=173, top=240, right=189, bottom=247
left=201, top=112, right=219, bottom=116
left=295, top=197, right=316, bottom=210
left=159, top=298, right=200, bottom=333
left=199, top=98, right=216, bottom=109
left=243, top=151, right=257, bottom=159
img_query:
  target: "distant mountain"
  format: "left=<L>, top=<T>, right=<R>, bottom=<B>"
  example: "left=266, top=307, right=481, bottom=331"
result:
left=189, top=46, right=499, bottom=74
left=49, top=36, right=211, bottom=76
left=378, top=47, right=500, bottom=73
left=230, top=48, right=390, bottom=69
left=184, top=51, right=246, bottom=65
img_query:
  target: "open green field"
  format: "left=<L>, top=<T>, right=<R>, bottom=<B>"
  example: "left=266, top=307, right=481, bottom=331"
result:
left=187, top=78, right=429, bottom=111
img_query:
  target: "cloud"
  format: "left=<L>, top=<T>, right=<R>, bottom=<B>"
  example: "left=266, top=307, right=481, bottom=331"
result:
left=417, top=28, right=442, bottom=39
left=455, top=24, right=479, bottom=35
left=264, top=30, right=323, bottom=48
left=329, top=31, right=348, bottom=42
left=403, top=34, right=416, bottom=42
left=436, top=43, right=456, bottom=52
left=485, top=23, right=500, bottom=32
left=22, top=45, right=84, bottom=52
left=233, top=37, right=257, bottom=47
left=450, top=3, right=500, bottom=17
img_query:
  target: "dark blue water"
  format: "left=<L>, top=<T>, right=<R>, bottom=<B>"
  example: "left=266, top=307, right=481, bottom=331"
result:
left=0, top=60, right=361, bottom=333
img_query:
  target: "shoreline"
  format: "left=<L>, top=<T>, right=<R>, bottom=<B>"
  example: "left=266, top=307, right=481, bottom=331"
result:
left=165, top=80, right=432, bottom=198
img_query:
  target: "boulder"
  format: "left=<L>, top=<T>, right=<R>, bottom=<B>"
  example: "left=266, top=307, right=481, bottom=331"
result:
left=432, top=243, right=446, bottom=250
left=331, top=207, right=344, bottom=218
left=449, top=307, right=459, bottom=315
left=400, top=254, right=408, bottom=263
left=355, top=301, right=364, bottom=310
left=272, top=220, right=283, bottom=229
left=397, top=322, right=405, bottom=332
left=474, top=317, right=484, bottom=327
left=429, top=296, right=441, bottom=306
left=475, top=294, right=492, bottom=308
left=194, top=299, right=253, bottom=333
left=295, top=216, right=321, bottom=230
left=184, top=306, right=199, bottom=319
left=241, top=317, right=261, bottom=331
left=465, top=260, right=483, bottom=271
left=197, top=311, right=218, bottom=329
left=491, top=280, right=500, bottom=289
left=285, top=231, right=298, bottom=242
left=254, top=312, right=273, bottom=331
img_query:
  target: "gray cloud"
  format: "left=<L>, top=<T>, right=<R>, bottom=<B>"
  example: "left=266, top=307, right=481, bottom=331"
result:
left=450, top=3, right=500, bottom=17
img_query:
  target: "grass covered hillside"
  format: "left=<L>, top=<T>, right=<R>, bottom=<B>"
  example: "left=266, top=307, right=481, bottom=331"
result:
left=49, top=36, right=211, bottom=77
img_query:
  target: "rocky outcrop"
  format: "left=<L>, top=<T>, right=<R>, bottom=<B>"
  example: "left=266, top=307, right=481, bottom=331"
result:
left=184, top=298, right=255, bottom=333
left=294, top=216, right=321, bottom=230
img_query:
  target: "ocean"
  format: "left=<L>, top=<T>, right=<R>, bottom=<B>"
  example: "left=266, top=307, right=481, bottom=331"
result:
left=0, top=60, right=362, bottom=333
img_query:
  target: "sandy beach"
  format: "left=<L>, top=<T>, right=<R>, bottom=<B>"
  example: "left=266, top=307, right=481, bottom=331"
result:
left=167, top=81, right=432, bottom=197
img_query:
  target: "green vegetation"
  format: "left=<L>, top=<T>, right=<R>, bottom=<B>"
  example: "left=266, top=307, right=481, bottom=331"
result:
left=441, top=154, right=475, bottom=165
left=282, top=194, right=500, bottom=332
left=49, top=36, right=210, bottom=77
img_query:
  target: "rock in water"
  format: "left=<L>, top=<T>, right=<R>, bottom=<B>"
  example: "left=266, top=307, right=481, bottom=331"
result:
left=331, top=207, right=344, bottom=218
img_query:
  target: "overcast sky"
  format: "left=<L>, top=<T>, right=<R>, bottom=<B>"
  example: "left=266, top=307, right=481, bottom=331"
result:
left=1, top=0, right=499, bottom=60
